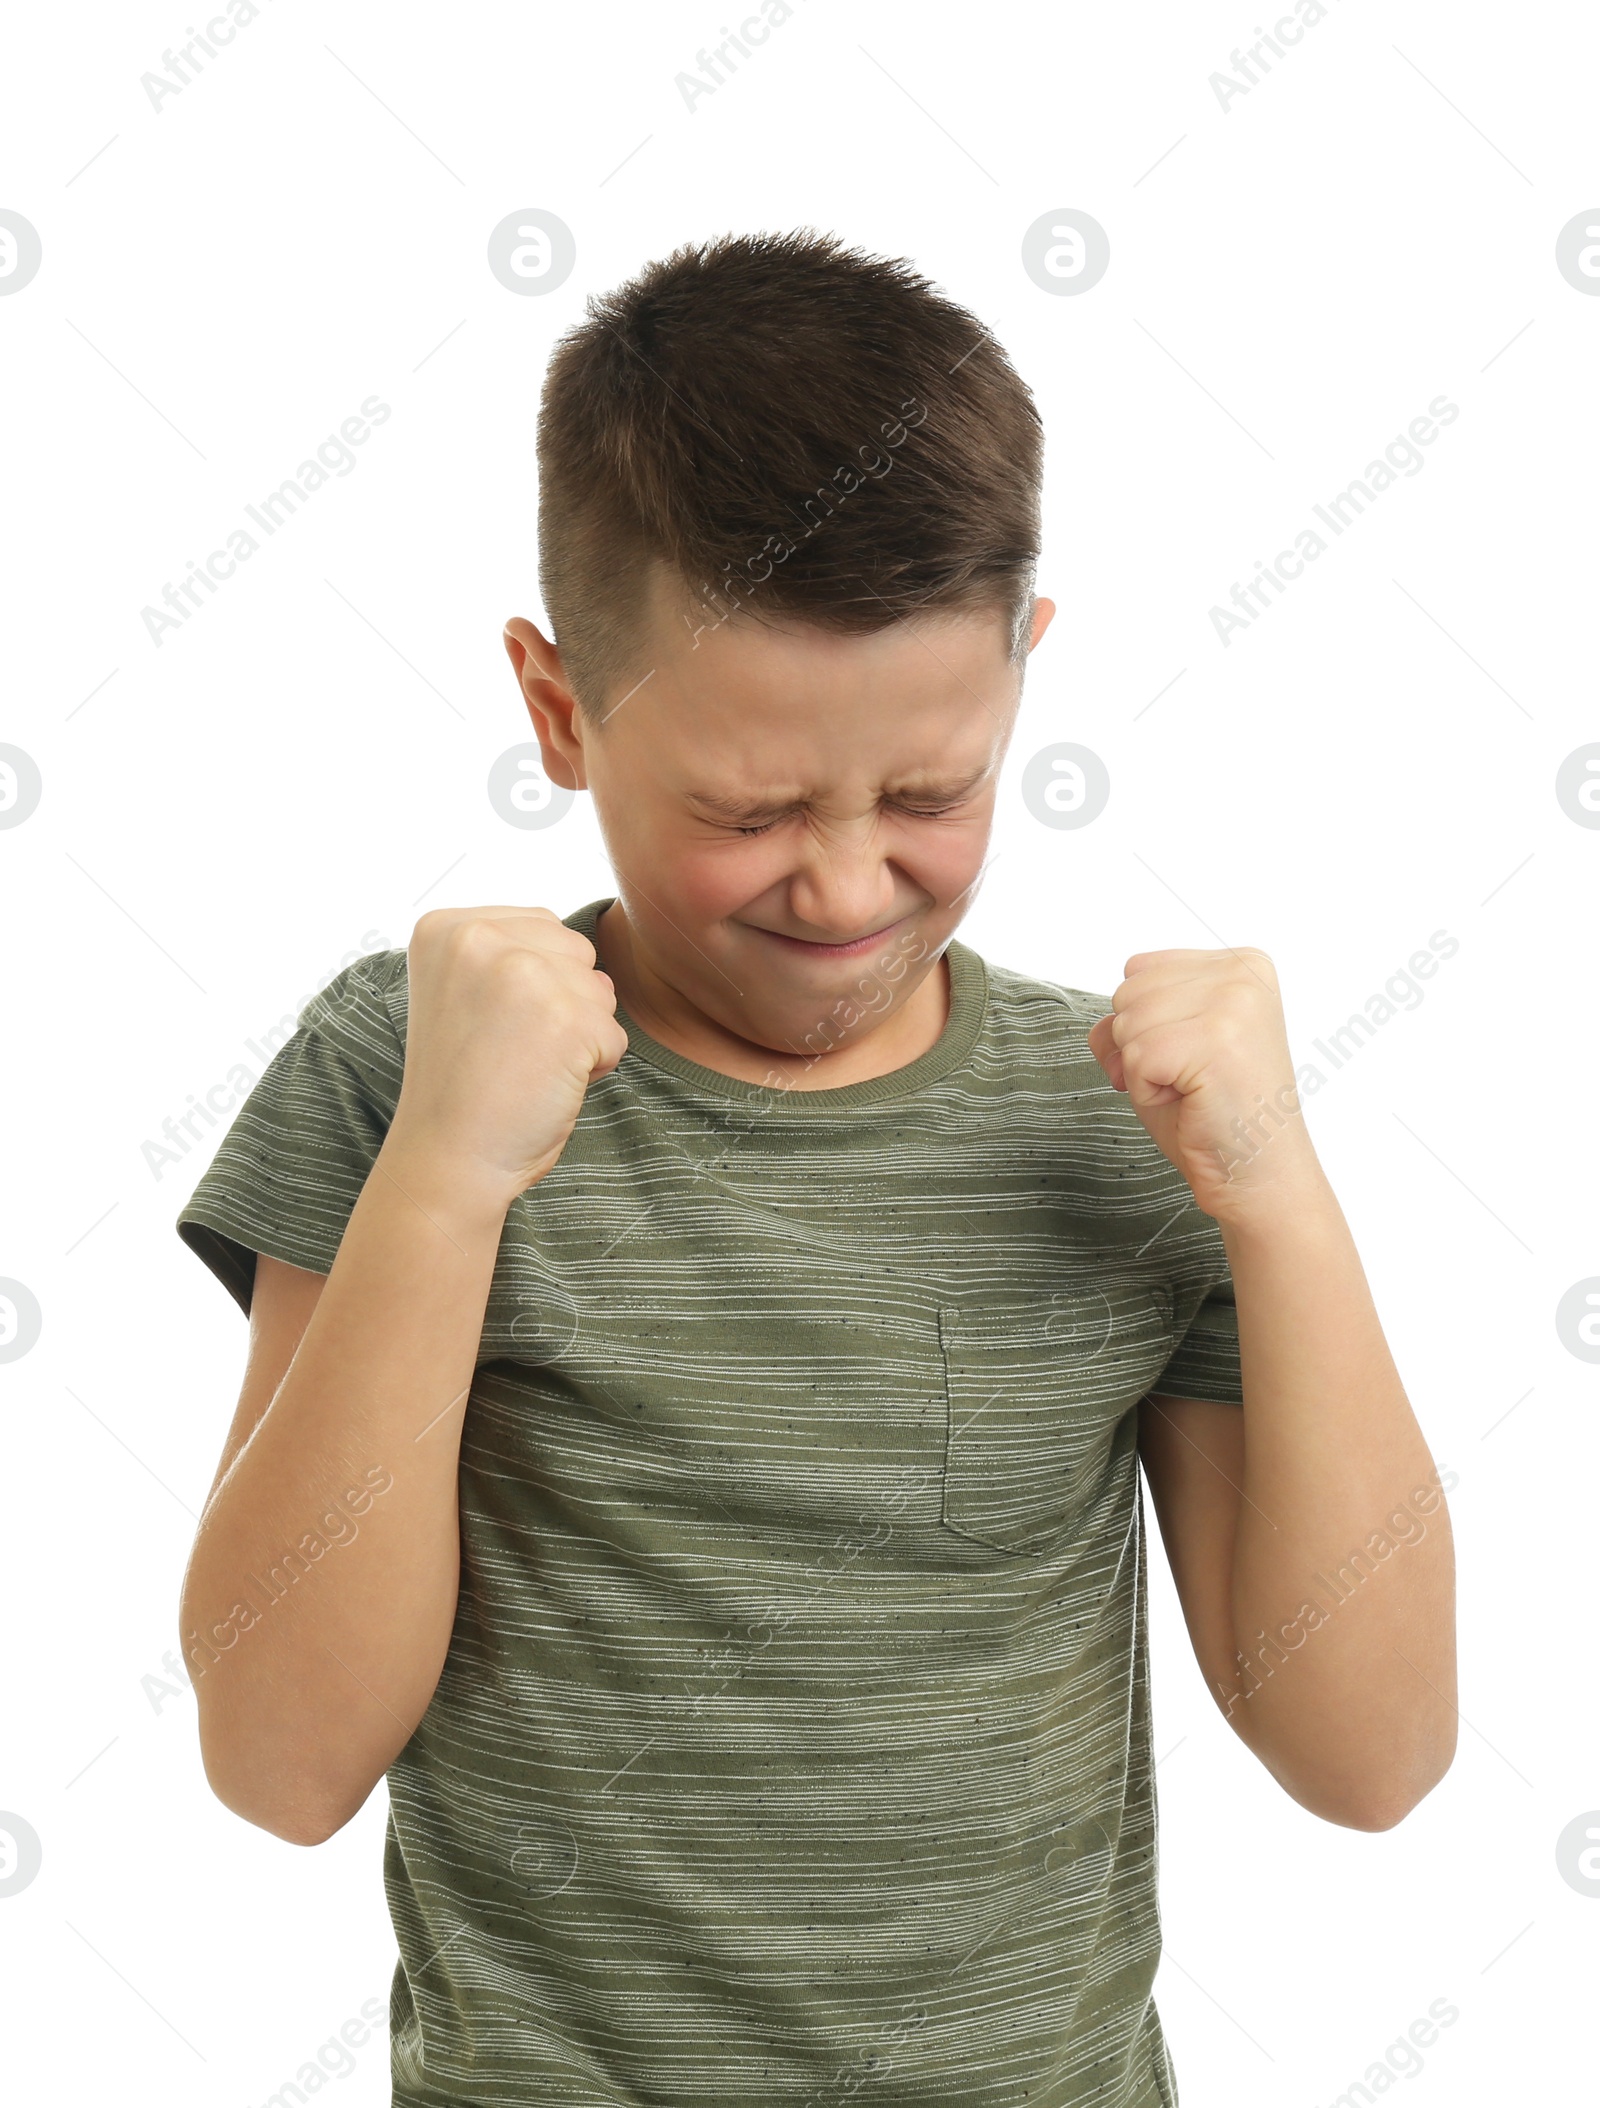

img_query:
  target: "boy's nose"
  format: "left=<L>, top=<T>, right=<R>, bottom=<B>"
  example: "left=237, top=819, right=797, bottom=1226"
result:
left=779, top=829, right=901, bottom=937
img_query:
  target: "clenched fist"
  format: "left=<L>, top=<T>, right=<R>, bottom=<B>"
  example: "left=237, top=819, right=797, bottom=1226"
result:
left=1086, top=947, right=1324, bottom=1224
left=387, top=907, right=628, bottom=1205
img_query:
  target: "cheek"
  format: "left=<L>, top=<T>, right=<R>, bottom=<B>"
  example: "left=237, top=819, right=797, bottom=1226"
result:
left=921, top=815, right=991, bottom=892
left=668, top=842, right=779, bottom=919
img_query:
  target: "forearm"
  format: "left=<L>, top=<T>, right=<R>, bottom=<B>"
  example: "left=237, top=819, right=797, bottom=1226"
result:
left=1214, top=1167, right=1458, bottom=1826
left=178, top=1139, right=510, bottom=1843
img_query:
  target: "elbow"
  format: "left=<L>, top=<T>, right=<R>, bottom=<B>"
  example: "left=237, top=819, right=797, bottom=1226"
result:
left=1318, top=1791, right=1419, bottom=1834
left=1296, top=1726, right=1459, bottom=1833
left=253, top=1805, right=345, bottom=1849
left=204, top=1760, right=349, bottom=1848
left=196, top=1721, right=357, bottom=1848
left=259, top=1794, right=353, bottom=1849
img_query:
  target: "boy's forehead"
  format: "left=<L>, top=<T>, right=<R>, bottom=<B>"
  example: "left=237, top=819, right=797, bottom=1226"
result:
left=621, top=560, right=1024, bottom=778
left=652, top=643, right=1016, bottom=805
left=653, top=615, right=1018, bottom=729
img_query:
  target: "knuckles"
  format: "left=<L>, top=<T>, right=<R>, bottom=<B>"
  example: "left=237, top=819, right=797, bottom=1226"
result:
left=413, top=908, right=597, bottom=976
left=1111, top=949, right=1278, bottom=1023
left=1117, top=944, right=1275, bottom=985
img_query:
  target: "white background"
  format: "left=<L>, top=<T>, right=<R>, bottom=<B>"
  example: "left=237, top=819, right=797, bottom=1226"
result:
left=2, top=2, right=1596, bottom=2101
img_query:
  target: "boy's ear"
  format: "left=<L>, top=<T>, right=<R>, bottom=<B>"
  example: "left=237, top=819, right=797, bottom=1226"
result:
left=1028, top=596, right=1057, bottom=652
left=503, top=616, right=586, bottom=790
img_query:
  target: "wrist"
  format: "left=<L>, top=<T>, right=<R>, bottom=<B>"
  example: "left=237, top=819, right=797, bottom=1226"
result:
left=373, top=1130, right=520, bottom=1242
left=1210, top=1153, right=1341, bottom=1249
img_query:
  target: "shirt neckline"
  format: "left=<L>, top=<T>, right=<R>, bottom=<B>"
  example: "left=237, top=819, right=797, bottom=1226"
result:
left=563, top=896, right=990, bottom=1111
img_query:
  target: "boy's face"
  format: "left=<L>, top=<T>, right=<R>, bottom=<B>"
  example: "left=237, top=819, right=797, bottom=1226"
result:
left=504, top=565, right=1055, bottom=1068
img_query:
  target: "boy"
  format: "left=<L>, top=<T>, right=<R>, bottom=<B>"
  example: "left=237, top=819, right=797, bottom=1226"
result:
left=176, top=230, right=1456, bottom=2106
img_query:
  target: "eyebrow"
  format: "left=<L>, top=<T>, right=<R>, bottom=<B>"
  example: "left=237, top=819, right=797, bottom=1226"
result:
left=685, top=768, right=990, bottom=819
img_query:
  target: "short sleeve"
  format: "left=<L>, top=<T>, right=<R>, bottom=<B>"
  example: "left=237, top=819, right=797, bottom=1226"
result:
left=1151, top=1268, right=1244, bottom=1405
left=175, top=950, right=409, bottom=1319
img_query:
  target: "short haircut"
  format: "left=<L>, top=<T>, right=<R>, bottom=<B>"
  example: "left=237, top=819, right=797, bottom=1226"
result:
left=535, top=227, right=1044, bottom=719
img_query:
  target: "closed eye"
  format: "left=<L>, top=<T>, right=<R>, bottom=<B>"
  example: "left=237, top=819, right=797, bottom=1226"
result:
left=732, top=801, right=963, bottom=837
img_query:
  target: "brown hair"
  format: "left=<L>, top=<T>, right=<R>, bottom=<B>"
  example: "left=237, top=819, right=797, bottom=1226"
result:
left=535, top=227, right=1043, bottom=718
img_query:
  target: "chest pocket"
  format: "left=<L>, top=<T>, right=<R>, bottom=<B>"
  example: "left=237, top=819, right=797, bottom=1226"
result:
left=937, top=1279, right=1176, bottom=1555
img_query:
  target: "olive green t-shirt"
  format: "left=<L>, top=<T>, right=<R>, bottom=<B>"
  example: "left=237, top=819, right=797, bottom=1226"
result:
left=176, top=898, right=1243, bottom=2108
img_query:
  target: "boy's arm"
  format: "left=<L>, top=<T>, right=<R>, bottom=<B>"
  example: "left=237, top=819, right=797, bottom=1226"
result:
left=177, top=907, right=627, bottom=1848
left=177, top=1140, right=512, bottom=1846
left=1089, top=949, right=1458, bottom=1831
left=1137, top=1174, right=1457, bottom=1828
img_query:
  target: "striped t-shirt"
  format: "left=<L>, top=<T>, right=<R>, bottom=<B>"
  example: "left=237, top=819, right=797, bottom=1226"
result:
left=176, top=896, right=1244, bottom=2107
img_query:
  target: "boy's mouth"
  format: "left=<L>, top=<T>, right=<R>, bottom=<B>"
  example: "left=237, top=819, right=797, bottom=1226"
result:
left=746, top=914, right=908, bottom=959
